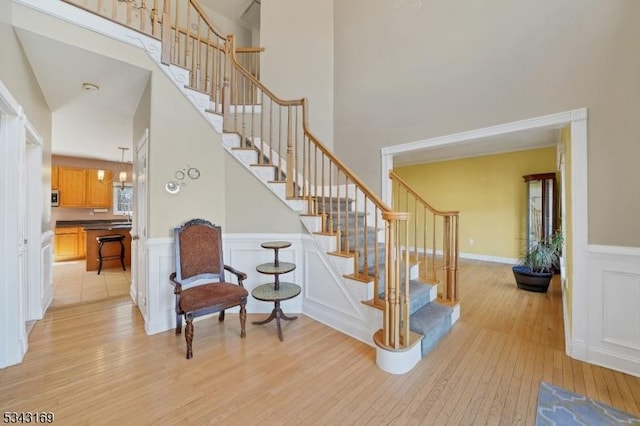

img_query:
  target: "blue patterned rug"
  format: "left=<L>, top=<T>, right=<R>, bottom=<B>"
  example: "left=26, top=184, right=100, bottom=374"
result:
left=536, top=381, right=640, bottom=425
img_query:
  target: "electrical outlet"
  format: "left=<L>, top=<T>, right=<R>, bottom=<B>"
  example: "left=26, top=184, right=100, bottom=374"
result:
left=468, top=238, right=474, bottom=246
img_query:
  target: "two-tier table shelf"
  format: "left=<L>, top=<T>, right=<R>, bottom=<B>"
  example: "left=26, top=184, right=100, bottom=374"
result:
left=252, top=241, right=301, bottom=341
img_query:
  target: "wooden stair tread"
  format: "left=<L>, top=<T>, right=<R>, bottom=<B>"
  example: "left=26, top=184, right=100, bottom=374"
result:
left=327, top=250, right=355, bottom=258
left=361, top=299, right=384, bottom=310
left=436, top=297, right=460, bottom=308
left=313, top=231, right=336, bottom=237
left=344, top=273, right=375, bottom=283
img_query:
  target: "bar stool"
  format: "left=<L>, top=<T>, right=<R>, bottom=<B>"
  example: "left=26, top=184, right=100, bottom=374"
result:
left=96, top=234, right=126, bottom=275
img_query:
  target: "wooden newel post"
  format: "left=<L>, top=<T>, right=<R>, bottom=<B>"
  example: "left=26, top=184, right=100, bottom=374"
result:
left=381, top=211, right=411, bottom=349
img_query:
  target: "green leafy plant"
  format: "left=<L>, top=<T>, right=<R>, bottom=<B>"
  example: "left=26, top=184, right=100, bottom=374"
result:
left=521, top=230, right=563, bottom=274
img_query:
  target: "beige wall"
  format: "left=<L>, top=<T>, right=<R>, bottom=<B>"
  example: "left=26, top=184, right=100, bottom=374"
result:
left=0, top=5, right=52, bottom=231
left=200, top=4, right=252, bottom=47
left=11, top=2, right=299, bottom=238
left=224, top=155, right=302, bottom=233
left=395, top=147, right=557, bottom=258
left=334, top=0, right=640, bottom=247
left=147, top=72, right=226, bottom=237
left=260, top=0, right=334, bottom=148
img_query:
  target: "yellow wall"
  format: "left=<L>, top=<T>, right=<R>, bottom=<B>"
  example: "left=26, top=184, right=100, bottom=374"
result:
left=394, top=147, right=557, bottom=259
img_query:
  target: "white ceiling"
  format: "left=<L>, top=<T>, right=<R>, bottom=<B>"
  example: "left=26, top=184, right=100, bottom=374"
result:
left=16, top=28, right=150, bottom=163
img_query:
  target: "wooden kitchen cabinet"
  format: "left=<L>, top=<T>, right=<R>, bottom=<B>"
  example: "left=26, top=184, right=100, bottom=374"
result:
left=86, top=169, right=113, bottom=208
left=80, top=228, right=87, bottom=258
left=54, top=226, right=83, bottom=261
left=57, top=166, right=113, bottom=208
left=58, top=167, right=86, bottom=207
left=51, top=166, right=59, bottom=189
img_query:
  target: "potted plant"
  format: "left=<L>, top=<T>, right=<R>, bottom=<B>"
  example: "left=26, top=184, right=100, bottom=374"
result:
left=512, top=230, right=563, bottom=293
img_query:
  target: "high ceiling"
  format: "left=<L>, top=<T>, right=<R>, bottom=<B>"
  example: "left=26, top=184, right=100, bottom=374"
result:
left=16, top=28, right=149, bottom=163
left=15, top=1, right=555, bottom=166
left=14, top=1, right=258, bottom=164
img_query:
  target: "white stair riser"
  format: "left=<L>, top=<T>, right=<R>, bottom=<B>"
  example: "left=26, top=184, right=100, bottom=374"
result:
left=233, top=150, right=259, bottom=165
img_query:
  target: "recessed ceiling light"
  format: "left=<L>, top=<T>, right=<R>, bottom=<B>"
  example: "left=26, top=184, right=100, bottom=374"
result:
left=82, top=82, right=100, bottom=91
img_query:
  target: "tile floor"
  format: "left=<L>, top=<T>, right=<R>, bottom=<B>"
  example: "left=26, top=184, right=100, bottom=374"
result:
left=52, top=260, right=131, bottom=308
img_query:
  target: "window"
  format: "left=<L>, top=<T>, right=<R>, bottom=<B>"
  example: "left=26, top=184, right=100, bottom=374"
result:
left=113, top=184, right=133, bottom=215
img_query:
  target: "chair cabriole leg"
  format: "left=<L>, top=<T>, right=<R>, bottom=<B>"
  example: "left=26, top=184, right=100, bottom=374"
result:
left=185, top=313, right=194, bottom=359
left=240, top=304, right=247, bottom=338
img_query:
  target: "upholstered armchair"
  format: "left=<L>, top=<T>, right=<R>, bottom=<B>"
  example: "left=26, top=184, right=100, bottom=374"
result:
left=169, top=219, right=248, bottom=359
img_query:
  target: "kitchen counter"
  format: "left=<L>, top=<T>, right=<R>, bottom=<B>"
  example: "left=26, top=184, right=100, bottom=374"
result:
left=56, top=219, right=132, bottom=230
left=82, top=225, right=133, bottom=272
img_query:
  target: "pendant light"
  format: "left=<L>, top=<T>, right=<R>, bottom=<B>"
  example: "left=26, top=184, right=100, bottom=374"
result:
left=118, top=147, right=129, bottom=188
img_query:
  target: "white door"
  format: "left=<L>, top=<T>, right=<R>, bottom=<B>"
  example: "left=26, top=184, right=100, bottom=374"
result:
left=132, top=129, right=149, bottom=320
left=17, top=119, right=28, bottom=349
left=25, top=125, right=44, bottom=321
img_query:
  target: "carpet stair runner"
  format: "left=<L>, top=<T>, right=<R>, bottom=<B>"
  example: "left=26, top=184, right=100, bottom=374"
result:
left=314, top=196, right=454, bottom=357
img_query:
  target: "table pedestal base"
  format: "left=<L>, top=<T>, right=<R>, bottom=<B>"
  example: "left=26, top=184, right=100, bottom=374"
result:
left=252, top=301, right=297, bottom=342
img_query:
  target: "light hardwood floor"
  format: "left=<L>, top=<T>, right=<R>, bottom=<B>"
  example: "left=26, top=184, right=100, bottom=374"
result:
left=52, top=261, right=131, bottom=307
left=2, top=260, right=639, bottom=425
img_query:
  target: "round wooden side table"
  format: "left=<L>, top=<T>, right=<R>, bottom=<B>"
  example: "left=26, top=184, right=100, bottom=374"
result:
left=253, top=241, right=300, bottom=341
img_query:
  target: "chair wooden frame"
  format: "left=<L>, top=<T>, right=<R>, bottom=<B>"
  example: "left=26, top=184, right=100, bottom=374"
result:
left=169, top=219, right=248, bottom=359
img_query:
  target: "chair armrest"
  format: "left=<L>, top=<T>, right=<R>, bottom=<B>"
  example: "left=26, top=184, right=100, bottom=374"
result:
left=224, top=264, right=248, bottom=286
left=169, top=272, right=182, bottom=294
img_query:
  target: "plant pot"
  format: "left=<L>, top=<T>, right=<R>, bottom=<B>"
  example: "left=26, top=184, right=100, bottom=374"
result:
left=512, top=265, right=553, bottom=293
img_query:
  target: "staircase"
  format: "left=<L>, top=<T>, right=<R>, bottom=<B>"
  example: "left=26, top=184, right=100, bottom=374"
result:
left=55, top=0, right=460, bottom=372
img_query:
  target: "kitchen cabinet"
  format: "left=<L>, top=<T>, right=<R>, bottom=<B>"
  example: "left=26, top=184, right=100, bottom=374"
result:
left=57, top=166, right=113, bottom=208
left=86, top=169, right=113, bottom=208
left=54, top=226, right=83, bottom=261
left=51, top=166, right=59, bottom=189
left=58, top=167, right=86, bottom=207
left=80, top=228, right=87, bottom=258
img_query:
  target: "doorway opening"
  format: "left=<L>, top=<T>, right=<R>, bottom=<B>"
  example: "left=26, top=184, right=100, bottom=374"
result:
left=380, top=108, right=588, bottom=355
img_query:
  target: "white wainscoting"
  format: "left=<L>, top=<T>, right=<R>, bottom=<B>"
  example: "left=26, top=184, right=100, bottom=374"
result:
left=144, top=233, right=306, bottom=335
left=575, top=245, right=640, bottom=377
left=41, top=231, right=54, bottom=315
left=143, top=233, right=380, bottom=347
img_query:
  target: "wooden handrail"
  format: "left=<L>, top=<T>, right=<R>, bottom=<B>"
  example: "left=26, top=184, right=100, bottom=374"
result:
left=235, top=47, right=265, bottom=53
left=389, top=170, right=459, bottom=216
left=389, top=170, right=460, bottom=303
left=60, top=0, right=424, bottom=353
left=226, top=37, right=306, bottom=107
left=302, top=110, right=391, bottom=213
left=184, top=0, right=227, bottom=40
